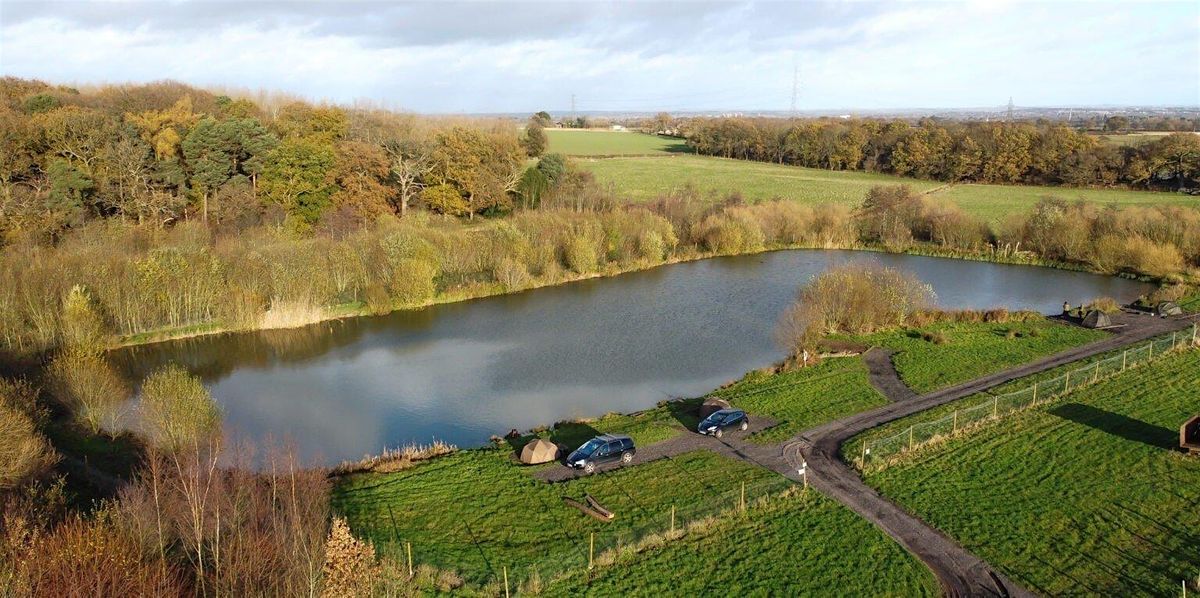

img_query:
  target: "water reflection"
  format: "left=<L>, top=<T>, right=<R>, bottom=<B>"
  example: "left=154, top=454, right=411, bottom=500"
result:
left=111, top=250, right=1153, bottom=465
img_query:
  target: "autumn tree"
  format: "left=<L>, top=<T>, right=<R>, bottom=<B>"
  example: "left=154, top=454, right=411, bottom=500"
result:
left=329, top=140, right=393, bottom=221
left=261, top=137, right=336, bottom=228
left=522, top=118, right=548, bottom=157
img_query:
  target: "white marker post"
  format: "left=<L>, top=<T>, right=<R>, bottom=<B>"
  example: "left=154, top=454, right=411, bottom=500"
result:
left=798, top=460, right=808, bottom=491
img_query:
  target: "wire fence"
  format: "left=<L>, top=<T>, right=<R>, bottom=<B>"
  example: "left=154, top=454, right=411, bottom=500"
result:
left=370, top=473, right=797, bottom=593
left=859, top=323, right=1199, bottom=470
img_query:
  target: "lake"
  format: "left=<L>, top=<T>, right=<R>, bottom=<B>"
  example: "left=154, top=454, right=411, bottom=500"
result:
left=112, top=250, right=1153, bottom=465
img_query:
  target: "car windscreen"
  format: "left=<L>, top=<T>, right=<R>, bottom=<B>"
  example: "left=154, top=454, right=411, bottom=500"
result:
left=704, top=413, right=726, bottom=424
left=575, top=438, right=604, bottom=456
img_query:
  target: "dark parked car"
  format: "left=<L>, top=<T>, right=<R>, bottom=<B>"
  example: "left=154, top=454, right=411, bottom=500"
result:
left=566, top=434, right=636, bottom=474
left=697, top=408, right=749, bottom=438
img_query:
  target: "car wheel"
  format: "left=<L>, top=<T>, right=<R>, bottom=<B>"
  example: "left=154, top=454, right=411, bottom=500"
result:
left=715, top=428, right=723, bottom=438
left=583, top=461, right=596, bottom=474
left=740, top=420, right=749, bottom=431
left=621, top=451, right=633, bottom=464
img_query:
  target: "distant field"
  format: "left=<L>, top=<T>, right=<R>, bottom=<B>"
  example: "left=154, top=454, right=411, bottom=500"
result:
left=1091, top=131, right=1179, bottom=146
left=867, top=350, right=1200, bottom=596
left=545, top=129, right=690, bottom=156
left=576, top=154, right=1192, bottom=223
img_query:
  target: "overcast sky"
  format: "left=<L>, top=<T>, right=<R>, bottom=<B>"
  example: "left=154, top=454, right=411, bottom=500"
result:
left=1, top=0, right=1197, bottom=113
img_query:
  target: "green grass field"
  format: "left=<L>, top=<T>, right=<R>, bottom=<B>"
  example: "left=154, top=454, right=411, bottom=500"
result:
left=1091, top=132, right=1177, bottom=146
left=858, top=319, right=1108, bottom=393
left=867, top=350, right=1200, bottom=596
left=332, top=450, right=787, bottom=585
left=713, top=358, right=887, bottom=443
left=575, top=154, right=1192, bottom=223
left=543, top=489, right=939, bottom=596
left=545, top=129, right=690, bottom=156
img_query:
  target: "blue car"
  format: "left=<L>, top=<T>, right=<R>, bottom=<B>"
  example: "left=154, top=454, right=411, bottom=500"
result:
left=697, top=408, right=749, bottom=438
left=566, top=434, right=636, bottom=474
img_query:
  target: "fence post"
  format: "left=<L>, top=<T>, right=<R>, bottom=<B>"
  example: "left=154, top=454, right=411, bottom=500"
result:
left=406, top=542, right=413, bottom=578
left=1149, top=340, right=1153, bottom=360
left=503, top=566, right=509, bottom=598
left=1172, top=331, right=1177, bottom=350
left=1032, top=383, right=1038, bottom=405
left=993, top=396, right=999, bottom=418
left=1065, top=370, right=1070, bottom=393
left=1093, top=362, right=1100, bottom=384
left=588, top=533, right=594, bottom=570
left=908, top=425, right=914, bottom=449
left=861, top=442, right=867, bottom=465
left=740, top=482, right=746, bottom=512
left=1122, top=349, right=1127, bottom=371
left=670, top=505, right=675, bottom=534
left=953, top=410, right=958, bottom=432
left=1193, top=322, right=1197, bottom=346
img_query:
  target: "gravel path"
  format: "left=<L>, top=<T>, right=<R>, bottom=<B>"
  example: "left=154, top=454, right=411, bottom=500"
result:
left=863, top=347, right=918, bottom=402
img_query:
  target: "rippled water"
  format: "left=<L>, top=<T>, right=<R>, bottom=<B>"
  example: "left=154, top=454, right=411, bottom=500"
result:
left=112, top=250, right=1153, bottom=465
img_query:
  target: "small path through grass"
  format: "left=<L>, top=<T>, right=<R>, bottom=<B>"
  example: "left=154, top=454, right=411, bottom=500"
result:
left=863, top=347, right=918, bottom=402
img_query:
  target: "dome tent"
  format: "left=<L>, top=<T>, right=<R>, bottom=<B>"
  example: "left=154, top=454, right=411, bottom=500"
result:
left=699, top=398, right=732, bottom=420
left=1081, top=309, right=1112, bottom=329
left=519, top=438, right=560, bottom=464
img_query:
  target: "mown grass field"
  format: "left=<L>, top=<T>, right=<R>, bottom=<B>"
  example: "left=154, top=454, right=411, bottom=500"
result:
left=712, top=357, right=887, bottom=443
left=544, top=489, right=940, bottom=596
left=574, top=154, right=1192, bottom=223
left=545, top=129, right=690, bottom=156
left=867, top=350, right=1200, bottom=596
left=332, top=450, right=786, bottom=585
left=858, top=319, right=1108, bottom=393
left=1091, top=131, right=1179, bottom=146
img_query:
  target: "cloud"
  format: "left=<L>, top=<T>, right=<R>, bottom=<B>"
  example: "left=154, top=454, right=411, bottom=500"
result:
left=1, top=0, right=1196, bottom=112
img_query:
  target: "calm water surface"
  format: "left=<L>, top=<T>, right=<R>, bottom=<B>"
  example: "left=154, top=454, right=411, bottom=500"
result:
left=112, top=250, right=1153, bottom=465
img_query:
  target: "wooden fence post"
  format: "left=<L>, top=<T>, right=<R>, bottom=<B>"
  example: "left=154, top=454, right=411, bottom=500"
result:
left=1149, top=340, right=1153, bottom=360
left=1172, top=331, right=1177, bottom=350
left=993, top=396, right=999, bottom=418
left=589, top=533, right=594, bottom=570
left=953, top=410, right=958, bottom=432
left=1031, top=383, right=1038, bottom=405
left=1093, top=362, right=1100, bottom=384
left=908, top=425, right=914, bottom=449
left=1064, top=370, right=1070, bottom=393
left=1122, top=350, right=1127, bottom=371
left=406, top=542, right=413, bottom=578
left=503, top=566, right=509, bottom=598
left=740, top=482, right=746, bottom=512
left=670, top=505, right=675, bottom=534
left=861, top=442, right=867, bottom=465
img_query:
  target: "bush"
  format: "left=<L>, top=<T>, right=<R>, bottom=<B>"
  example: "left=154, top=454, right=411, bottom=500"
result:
left=46, top=350, right=128, bottom=434
left=138, top=364, right=220, bottom=452
left=493, top=257, right=531, bottom=291
left=0, top=399, right=57, bottom=490
left=776, top=263, right=935, bottom=354
left=563, top=236, right=598, bottom=275
left=387, top=258, right=437, bottom=305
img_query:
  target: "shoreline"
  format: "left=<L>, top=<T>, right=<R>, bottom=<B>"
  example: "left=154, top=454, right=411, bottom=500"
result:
left=110, top=241, right=1157, bottom=351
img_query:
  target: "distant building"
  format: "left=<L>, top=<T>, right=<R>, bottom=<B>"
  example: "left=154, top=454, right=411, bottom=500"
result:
left=610, top=124, right=626, bottom=131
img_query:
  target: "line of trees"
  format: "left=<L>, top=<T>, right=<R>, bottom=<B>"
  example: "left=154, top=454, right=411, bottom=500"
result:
left=678, top=117, right=1200, bottom=191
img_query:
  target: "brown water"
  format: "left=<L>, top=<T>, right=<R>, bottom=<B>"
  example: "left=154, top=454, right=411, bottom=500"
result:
left=112, top=250, right=1153, bottom=465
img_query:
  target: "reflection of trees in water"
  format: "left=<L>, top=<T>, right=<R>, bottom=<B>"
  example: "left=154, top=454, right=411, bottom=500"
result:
left=111, top=307, right=440, bottom=384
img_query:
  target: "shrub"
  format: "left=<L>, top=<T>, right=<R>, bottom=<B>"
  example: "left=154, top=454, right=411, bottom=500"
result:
left=387, top=258, right=436, bottom=305
left=493, top=257, right=531, bottom=291
left=922, top=330, right=949, bottom=345
left=321, top=518, right=378, bottom=598
left=776, top=263, right=934, bottom=354
left=138, top=364, right=220, bottom=452
left=0, top=401, right=57, bottom=490
left=46, top=350, right=128, bottom=434
left=563, top=236, right=598, bottom=275
left=364, top=284, right=391, bottom=315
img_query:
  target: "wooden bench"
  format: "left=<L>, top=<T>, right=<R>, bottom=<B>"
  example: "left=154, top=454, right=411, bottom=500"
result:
left=1182, top=415, right=1200, bottom=455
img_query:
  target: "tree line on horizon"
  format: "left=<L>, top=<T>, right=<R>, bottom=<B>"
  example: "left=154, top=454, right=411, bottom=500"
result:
left=674, top=116, right=1200, bottom=191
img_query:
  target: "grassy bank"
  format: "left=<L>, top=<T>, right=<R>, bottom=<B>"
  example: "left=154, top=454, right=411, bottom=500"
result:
left=543, top=489, right=939, bottom=596
left=332, top=450, right=787, bottom=586
left=577, top=154, right=1192, bottom=223
left=856, top=318, right=1109, bottom=393
left=865, top=350, right=1200, bottom=596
